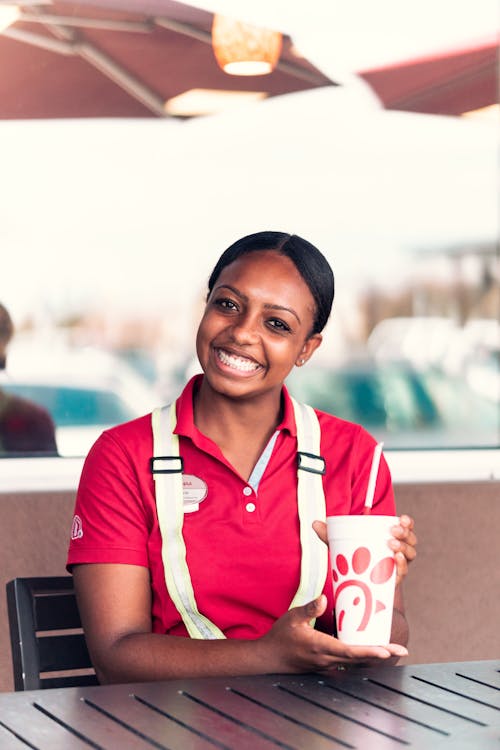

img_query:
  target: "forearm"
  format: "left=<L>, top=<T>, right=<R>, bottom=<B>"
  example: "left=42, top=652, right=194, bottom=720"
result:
left=93, top=600, right=408, bottom=684
left=391, top=607, right=409, bottom=648
left=92, top=631, right=273, bottom=684
left=390, top=585, right=409, bottom=648
left=75, top=565, right=407, bottom=684
left=385, top=583, right=409, bottom=667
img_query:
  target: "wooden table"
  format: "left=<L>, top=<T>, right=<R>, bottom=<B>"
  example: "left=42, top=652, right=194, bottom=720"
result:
left=0, top=660, right=498, bottom=749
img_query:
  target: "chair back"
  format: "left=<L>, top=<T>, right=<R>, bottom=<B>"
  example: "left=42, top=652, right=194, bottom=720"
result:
left=6, top=575, right=98, bottom=690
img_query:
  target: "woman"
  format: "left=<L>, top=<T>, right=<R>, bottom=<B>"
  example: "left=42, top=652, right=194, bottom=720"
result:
left=68, top=231, right=416, bottom=684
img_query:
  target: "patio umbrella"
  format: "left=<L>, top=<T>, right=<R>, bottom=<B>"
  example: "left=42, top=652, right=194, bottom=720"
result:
left=0, top=0, right=334, bottom=119
left=1, top=0, right=497, bottom=120
left=357, top=35, right=498, bottom=116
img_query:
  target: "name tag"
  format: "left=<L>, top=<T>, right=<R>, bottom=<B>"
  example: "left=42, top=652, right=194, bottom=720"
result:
left=183, top=475, right=208, bottom=513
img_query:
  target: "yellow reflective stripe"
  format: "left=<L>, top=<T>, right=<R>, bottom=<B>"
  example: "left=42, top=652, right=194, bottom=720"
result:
left=152, top=404, right=225, bottom=640
left=153, top=397, right=327, bottom=639
left=289, top=398, right=328, bottom=617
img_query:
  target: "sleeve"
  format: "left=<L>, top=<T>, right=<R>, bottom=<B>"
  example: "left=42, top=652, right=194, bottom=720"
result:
left=67, top=430, right=152, bottom=569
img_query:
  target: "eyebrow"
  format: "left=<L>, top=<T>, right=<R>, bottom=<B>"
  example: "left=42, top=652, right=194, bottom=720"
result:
left=213, top=284, right=301, bottom=324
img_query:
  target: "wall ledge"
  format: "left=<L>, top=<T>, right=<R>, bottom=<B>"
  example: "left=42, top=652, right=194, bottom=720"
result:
left=0, top=448, right=499, bottom=492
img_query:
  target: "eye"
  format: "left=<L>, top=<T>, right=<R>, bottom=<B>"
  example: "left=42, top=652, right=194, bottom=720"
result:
left=214, top=297, right=238, bottom=311
left=267, top=318, right=291, bottom=333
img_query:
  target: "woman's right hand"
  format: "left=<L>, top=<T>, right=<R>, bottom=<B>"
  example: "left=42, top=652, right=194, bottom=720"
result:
left=259, top=595, right=407, bottom=674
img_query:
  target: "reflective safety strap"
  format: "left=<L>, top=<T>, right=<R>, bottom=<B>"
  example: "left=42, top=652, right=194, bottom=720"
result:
left=152, top=403, right=225, bottom=639
left=289, top=397, right=328, bottom=616
left=152, top=397, right=328, bottom=639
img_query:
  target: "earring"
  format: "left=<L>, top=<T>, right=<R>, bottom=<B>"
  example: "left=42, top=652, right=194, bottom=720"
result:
left=298, top=358, right=305, bottom=366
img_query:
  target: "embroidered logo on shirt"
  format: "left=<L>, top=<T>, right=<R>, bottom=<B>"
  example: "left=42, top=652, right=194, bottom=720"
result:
left=71, top=514, right=83, bottom=540
left=183, top=475, right=208, bottom=513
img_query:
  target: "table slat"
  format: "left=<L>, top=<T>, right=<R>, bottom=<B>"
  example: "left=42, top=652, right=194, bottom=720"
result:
left=280, top=675, right=442, bottom=746
left=322, top=672, right=474, bottom=736
left=0, top=721, right=36, bottom=750
left=214, top=677, right=403, bottom=749
left=36, top=691, right=164, bottom=750
left=359, top=666, right=500, bottom=725
left=86, top=686, right=233, bottom=750
left=409, top=664, right=500, bottom=701
left=0, top=693, right=94, bottom=750
left=165, top=677, right=356, bottom=750
left=132, top=683, right=284, bottom=750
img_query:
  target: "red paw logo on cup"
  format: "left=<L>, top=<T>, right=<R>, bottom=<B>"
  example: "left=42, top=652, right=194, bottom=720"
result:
left=332, top=547, right=395, bottom=633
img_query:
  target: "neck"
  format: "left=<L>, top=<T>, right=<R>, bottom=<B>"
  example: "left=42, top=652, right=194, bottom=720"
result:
left=194, top=378, right=283, bottom=446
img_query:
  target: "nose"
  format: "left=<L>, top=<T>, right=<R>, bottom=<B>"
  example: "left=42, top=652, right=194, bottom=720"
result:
left=230, top=311, right=260, bottom=345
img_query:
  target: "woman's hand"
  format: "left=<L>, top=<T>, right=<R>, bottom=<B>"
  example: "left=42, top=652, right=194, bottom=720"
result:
left=260, top=595, right=407, bottom=673
left=312, top=515, right=417, bottom=586
left=388, top=515, right=417, bottom=585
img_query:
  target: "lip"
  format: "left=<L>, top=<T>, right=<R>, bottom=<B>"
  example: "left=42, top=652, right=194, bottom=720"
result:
left=212, top=346, right=264, bottom=376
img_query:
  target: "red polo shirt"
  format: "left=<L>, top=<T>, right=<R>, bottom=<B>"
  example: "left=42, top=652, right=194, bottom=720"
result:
left=67, top=375, right=395, bottom=638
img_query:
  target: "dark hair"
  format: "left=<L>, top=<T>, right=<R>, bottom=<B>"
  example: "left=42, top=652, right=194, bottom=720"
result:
left=207, top=231, right=334, bottom=335
left=0, top=303, right=14, bottom=346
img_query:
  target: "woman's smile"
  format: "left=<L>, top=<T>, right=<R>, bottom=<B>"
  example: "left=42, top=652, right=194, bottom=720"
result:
left=215, top=347, right=263, bottom=375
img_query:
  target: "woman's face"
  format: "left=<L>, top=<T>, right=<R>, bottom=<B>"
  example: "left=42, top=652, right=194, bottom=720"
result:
left=196, top=250, right=322, bottom=402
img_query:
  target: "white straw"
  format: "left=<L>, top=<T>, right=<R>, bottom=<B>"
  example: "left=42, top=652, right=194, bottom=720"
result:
left=364, top=442, right=384, bottom=510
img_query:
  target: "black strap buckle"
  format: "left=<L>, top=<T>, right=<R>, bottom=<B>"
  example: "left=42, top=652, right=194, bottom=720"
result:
left=150, top=456, right=184, bottom=474
left=297, top=451, right=326, bottom=475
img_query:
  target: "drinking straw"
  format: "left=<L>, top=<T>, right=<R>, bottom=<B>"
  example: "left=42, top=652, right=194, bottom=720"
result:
left=363, top=442, right=384, bottom=515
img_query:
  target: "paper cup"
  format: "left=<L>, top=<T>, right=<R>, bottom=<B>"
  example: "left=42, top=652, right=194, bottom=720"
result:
left=326, top=515, right=399, bottom=646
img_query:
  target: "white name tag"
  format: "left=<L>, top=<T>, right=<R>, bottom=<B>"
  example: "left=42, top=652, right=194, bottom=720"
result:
left=183, top=475, right=208, bottom=512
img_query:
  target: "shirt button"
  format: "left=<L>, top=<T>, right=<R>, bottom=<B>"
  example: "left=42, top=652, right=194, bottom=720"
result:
left=242, top=486, right=252, bottom=496
left=245, top=502, right=256, bottom=513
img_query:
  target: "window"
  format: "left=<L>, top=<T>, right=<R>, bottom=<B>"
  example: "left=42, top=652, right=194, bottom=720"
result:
left=0, top=1, right=498, bottom=484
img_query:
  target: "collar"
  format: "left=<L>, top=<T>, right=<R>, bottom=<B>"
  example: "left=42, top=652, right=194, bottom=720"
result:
left=174, top=374, right=298, bottom=439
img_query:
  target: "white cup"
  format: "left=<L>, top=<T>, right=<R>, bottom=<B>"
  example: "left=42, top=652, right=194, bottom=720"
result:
left=326, top=515, right=399, bottom=646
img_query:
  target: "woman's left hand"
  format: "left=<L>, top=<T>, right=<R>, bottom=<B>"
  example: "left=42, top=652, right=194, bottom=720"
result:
left=312, top=514, right=417, bottom=586
left=388, top=514, right=417, bottom=585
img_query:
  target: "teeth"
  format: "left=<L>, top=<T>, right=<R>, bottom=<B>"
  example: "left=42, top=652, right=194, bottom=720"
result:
left=217, top=349, right=260, bottom=372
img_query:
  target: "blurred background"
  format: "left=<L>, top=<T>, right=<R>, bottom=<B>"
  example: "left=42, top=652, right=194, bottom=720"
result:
left=0, top=0, right=498, bottom=457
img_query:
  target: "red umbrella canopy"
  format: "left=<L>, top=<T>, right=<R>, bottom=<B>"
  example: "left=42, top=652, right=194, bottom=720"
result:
left=0, top=0, right=334, bottom=119
left=358, top=35, right=498, bottom=116
left=0, top=1, right=497, bottom=119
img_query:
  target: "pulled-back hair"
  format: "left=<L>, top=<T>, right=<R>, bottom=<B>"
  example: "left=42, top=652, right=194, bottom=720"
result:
left=207, top=231, right=334, bottom=335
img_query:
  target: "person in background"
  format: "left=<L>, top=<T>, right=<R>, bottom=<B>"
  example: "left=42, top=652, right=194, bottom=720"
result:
left=68, top=231, right=417, bottom=684
left=0, top=303, right=58, bottom=456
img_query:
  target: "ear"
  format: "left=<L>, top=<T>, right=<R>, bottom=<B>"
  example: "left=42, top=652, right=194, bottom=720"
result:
left=295, top=333, right=322, bottom=367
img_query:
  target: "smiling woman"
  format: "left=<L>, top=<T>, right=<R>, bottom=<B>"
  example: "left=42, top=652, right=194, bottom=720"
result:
left=0, top=2, right=499, bottom=698
left=67, top=229, right=416, bottom=684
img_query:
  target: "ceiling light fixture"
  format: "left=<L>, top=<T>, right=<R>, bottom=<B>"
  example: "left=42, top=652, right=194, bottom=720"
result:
left=211, top=14, right=282, bottom=76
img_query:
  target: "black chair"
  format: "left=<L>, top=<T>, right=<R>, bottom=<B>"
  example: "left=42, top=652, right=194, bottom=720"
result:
left=6, top=575, right=98, bottom=691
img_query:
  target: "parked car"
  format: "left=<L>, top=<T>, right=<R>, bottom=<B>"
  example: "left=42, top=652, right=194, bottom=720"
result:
left=288, top=358, right=438, bottom=422
left=285, top=358, right=497, bottom=449
left=1, top=377, right=159, bottom=457
left=2, top=342, right=162, bottom=457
